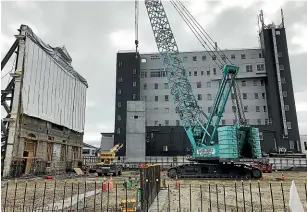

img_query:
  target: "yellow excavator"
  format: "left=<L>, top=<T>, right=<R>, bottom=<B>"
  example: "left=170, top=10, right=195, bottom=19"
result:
left=95, top=143, right=123, bottom=176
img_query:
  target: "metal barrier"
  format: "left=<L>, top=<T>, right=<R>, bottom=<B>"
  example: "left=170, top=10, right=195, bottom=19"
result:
left=140, top=164, right=161, bottom=211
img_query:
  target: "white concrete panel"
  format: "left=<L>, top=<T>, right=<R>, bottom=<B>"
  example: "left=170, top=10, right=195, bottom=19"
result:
left=22, top=37, right=87, bottom=132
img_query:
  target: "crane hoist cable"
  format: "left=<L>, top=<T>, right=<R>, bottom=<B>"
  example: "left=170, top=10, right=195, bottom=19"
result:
left=135, top=0, right=139, bottom=54
left=170, top=0, right=246, bottom=124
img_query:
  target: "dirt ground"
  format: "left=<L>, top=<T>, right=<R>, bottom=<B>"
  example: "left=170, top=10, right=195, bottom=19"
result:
left=1, top=171, right=307, bottom=212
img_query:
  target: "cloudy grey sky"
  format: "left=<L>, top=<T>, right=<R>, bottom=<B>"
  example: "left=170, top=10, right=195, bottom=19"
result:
left=1, top=1, right=307, bottom=147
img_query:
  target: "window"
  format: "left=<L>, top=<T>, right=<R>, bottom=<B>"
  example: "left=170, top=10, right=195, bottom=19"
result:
left=133, top=81, right=137, bottom=87
left=141, top=58, right=147, bottom=63
left=279, top=64, right=284, bottom=70
left=213, top=68, right=216, bottom=75
left=189, top=72, right=192, bottom=76
left=260, top=80, right=265, bottom=86
left=154, top=121, right=158, bottom=126
left=244, top=106, right=248, bottom=112
left=154, top=108, right=158, bottom=112
left=257, top=64, right=265, bottom=71
left=212, top=55, right=216, bottom=60
left=242, top=81, right=246, bottom=86
left=231, top=54, right=235, bottom=59
left=143, top=83, right=147, bottom=90
left=287, top=122, right=292, bottom=129
left=117, top=89, right=122, bottom=95
left=207, top=94, right=212, bottom=100
left=155, top=96, right=158, bottom=101
left=265, top=119, right=268, bottom=125
left=222, top=120, right=226, bottom=125
left=257, top=119, right=261, bottom=125
left=118, top=77, right=123, bottom=82
left=256, top=106, right=260, bottom=112
left=254, top=93, right=259, bottom=99
left=289, top=140, right=294, bottom=149
left=165, top=108, right=169, bottom=113
left=242, top=93, right=247, bottom=99
left=141, top=72, right=147, bottom=78
left=304, top=142, right=307, bottom=151
left=183, top=56, right=188, bottom=62
left=132, top=94, right=136, bottom=99
left=262, top=93, right=266, bottom=99
left=118, top=61, right=123, bottom=67
left=241, top=54, right=246, bottom=59
left=259, top=53, right=262, bottom=58
left=193, top=56, right=197, bottom=61
left=207, top=70, right=210, bottom=76
left=232, top=106, right=236, bottom=112
left=176, top=120, right=180, bottom=126
left=284, top=105, right=289, bottom=111
left=201, top=71, right=204, bottom=76
left=208, top=107, right=212, bottom=113
left=154, top=83, right=158, bottom=89
left=194, top=71, right=198, bottom=76
left=281, top=77, right=286, bottom=84
left=117, top=115, right=121, bottom=121
left=164, top=83, right=169, bottom=89
left=253, top=80, right=257, bottom=86
left=117, top=102, right=121, bottom=107
left=246, top=65, right=253, bottom=72
left=221, top=55, right=226, bottom=60
left=206, top=81, right=211, bottom=88
left=83, top=149, right=90, bottom=155
left=117, top=128, right=121, bottom=134
left=278, top=52, right=283, bottom=57
left=197, top=94, right=202, bottom=100
left=133, top=68, right=137, bottom=74
left=276, top=30, right=280, bottom=35
left=197, top=81, right=202, bottom=88
left=165, top=95, right=169, bottom=101
left=263, top=106, right=267, bottom=112
left=165, top=120, right=169, bottom=126
left=283, top=91, right=287, bottom=97
left=202, top=55, right=206, bottom=61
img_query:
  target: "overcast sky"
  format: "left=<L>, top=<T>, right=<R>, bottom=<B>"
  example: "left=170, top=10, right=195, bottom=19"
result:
left=1, top=1, right=307, bottom=147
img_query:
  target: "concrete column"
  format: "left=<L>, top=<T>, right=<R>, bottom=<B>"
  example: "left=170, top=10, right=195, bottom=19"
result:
left=3, top=26, right=27, bottom=177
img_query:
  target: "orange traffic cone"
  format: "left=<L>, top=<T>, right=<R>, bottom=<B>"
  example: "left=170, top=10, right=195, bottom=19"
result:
left=175, top=176, right=180, bottom=190
left=102, top=179, right=108, bottom=192
left=109, top=176, right=113, bottom=190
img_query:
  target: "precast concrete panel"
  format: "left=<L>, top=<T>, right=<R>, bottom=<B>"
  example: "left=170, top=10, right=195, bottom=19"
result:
left=21, top=27, right=87, bottom=133
left=126, top=101, right=146, bottom=162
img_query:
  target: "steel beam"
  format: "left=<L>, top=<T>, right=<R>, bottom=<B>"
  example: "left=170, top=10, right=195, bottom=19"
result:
left=1, top=38, right=19, bottom=71
left=2, top=25, right=26, bottom=177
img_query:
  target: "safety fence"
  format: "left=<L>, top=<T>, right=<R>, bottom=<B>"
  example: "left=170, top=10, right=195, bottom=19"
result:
left=82, top=156, right=307, bottom=172
left=1, top=179, right=306, bottom=212
left=140, top=164, right=161, bottom=211
left=4, top=158, right=83, bottom=179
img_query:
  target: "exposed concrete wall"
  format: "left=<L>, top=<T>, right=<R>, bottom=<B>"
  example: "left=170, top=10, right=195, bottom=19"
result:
left=125, top=101, right=146, bottom=162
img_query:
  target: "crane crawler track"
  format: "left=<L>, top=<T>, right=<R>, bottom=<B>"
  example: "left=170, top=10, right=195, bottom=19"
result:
left=167, top=163, right=262, bottom=180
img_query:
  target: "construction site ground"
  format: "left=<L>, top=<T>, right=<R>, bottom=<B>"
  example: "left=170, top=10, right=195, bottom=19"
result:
left=2, top=171, right=307, bottom=211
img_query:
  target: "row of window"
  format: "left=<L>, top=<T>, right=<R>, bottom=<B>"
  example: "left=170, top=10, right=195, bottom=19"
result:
left=140, top=64, right=266, bottom=79
left=141, top=52, right=265, bottom=64
left=116, top=119, right=293, bottom=135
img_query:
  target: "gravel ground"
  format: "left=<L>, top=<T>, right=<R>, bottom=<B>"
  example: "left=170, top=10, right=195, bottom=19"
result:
left=1, top=171, right=306, bottom=212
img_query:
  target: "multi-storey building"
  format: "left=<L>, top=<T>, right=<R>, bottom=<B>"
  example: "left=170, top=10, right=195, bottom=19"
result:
left=114, top=12, right=301, bottom=158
